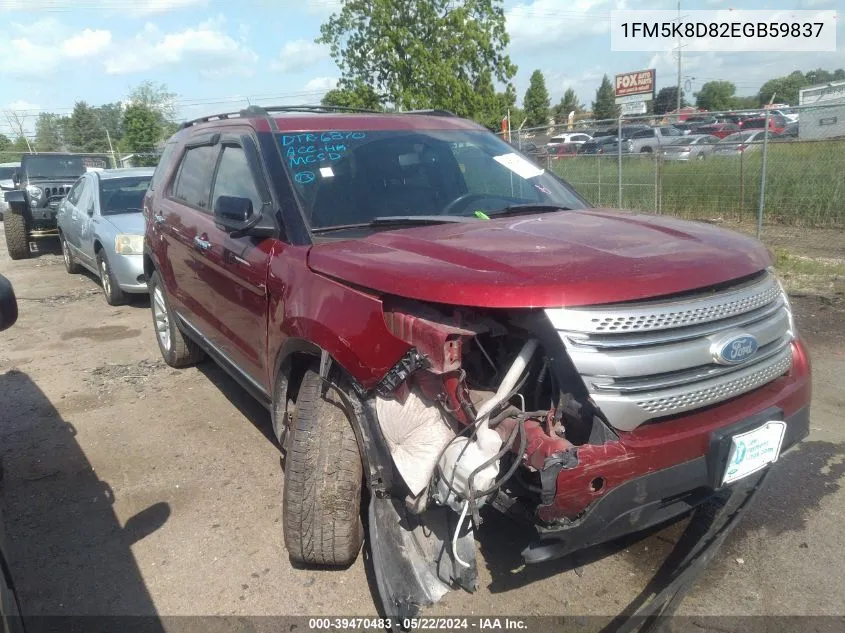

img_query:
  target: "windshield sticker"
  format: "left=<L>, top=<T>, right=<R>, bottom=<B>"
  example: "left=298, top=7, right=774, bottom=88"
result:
left=294, top=171, right=316, bottom=185
left=493, top=152, right=545, bottom=179
left=319, top=167, right=334, bottom=178
left=280, top=131, right=366, bottom=169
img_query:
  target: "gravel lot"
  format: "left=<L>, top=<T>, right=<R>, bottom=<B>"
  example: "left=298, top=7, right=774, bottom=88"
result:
left=0, top=226, right=843, bottom=628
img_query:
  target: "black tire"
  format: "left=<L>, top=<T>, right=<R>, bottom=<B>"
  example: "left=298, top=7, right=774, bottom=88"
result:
left=60, top=232, right=81, bottom=274
left=4, top=210, right=30, bottom=260
left=148, top=269, right=204, bottom=367
left=282, top=368, right=364, bottom=567
left=97, top=250, right=126, bottom=306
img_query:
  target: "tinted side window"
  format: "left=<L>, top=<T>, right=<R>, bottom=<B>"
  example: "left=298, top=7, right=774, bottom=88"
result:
left=211, top=146, right=264, bottom=215
left=172, top=145, right=217, bottom=210
left=149, top=142, right=178, bottom=192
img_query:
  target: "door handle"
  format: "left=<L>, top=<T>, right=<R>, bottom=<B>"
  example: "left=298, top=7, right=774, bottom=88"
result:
left=193, top=235, right=212, bottom=251
left=154, top=212, right=165, bottom=225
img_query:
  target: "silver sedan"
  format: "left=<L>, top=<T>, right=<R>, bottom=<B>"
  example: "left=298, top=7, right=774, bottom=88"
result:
left=56, top=168, right=154, bottom=305
left=659, top=134, right=719, bottom=161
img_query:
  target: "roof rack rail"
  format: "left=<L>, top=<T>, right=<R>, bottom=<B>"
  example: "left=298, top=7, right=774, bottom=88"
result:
left=177, top=104, right=461, bottom=130
left=404, top=109, right=459, bottom=117
left=177, top=104, right=382, bottom=129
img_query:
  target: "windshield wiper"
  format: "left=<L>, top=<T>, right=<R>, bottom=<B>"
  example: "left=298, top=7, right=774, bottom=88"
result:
left=488, top=204, right=572, bottom=217
left=311, top=215, right=472, bottom=234
left=105, top=207, right=143, bottom=215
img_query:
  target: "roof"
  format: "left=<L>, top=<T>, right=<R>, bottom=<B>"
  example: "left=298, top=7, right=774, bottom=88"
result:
left=176, top=105, right=485, bottom=136
left=0, top=162, right=19, bottom=167
left=95, top=167, right=155, bottom=180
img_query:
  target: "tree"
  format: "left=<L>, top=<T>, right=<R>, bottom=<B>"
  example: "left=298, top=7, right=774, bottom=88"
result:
left=317, top=0, right=516, bottom=121
left=592, top=75, right=619, bottom=121
left=122, top=104, right=163, bottom=167
left=804, top=68, right=845, bottom=85
left=95, top=103, right=124, bottom=147
left=34, top=113, right=65, bottom=152
left=321, top=81, right=384, bottom=110
left=695, top=81, right=737, bottom=111
left=758, top=71, right=806, bottom=106
left=732, top=95, right=759, bottom=110
left=552, top=88, right=582, bottom=123
left=654, top=87, right=686, bottom=114
left=128, top=81, right=177, bottom=122
left=523, top=70, right=550, bottom=127
left=0, top=133, right=12, bottom=153
left=66, top=102, right=109, bottom=153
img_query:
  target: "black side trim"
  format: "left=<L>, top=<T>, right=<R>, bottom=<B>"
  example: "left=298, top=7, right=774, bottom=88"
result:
left=176, top=316, right=272, bottom=409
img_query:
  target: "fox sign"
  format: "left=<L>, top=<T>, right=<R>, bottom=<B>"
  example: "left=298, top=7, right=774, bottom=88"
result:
left=615, top=69, right=655, bottom=101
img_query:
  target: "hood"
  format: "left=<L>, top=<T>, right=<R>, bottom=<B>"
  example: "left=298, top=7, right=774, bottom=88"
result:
left=307, top=210, right=772, bottom=308
left=103, top=212, right=144, bottom=235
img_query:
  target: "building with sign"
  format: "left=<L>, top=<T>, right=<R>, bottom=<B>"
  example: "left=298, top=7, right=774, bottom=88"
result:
left=798, top=80, right=845, bottom=140
left=614, top=69, right=655, bottom=117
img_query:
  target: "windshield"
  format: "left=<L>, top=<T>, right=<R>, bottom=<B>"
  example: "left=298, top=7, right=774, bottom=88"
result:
left=99, top=176, right=151, bottom=215
left=279, top=129, right=588, bottom=230
left=668, top=137, right=696, bottom=146
left=23, top=156, right=86, bottom=180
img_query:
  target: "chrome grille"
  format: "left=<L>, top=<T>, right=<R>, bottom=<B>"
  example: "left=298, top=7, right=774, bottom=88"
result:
left=545, top=272, right=794, bottom=431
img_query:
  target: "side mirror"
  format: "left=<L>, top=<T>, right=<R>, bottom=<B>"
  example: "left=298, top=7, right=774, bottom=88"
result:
left=12, top=171, right=20, bottom=187
left=0, top=274, right=19, bottom=333
left=214, top=195, right=253, bottom=228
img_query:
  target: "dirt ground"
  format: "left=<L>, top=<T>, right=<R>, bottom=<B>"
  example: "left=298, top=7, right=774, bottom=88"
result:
left=0, top=225, right=843, bottom=628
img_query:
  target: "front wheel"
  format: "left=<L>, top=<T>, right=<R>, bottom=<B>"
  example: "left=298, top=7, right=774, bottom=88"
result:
left=282, top=368, right=364, bottom=567
left=148, top=269, right=204, bottom=367
left=4, top=211, right=30, bottom=260
left=61, top=233, right=81, bottom=274
left=98, top=251, right=126, bottom=306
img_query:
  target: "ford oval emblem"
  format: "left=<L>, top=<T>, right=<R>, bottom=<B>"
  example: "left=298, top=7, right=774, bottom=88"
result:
left=713, top=334, right=759, bottom=365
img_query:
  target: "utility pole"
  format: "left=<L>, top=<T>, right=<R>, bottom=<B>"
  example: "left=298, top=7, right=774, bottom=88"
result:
left=676, top=0, right=682, bottom=114
left=4, top=111, right=33, bottom=153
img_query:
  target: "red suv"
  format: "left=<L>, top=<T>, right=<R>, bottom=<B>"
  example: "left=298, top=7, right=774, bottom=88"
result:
left=143, top=105, right=811, bottom=618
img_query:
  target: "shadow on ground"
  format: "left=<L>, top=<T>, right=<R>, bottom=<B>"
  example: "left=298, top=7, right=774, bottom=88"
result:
left=0, top=369, right=168, bottom=631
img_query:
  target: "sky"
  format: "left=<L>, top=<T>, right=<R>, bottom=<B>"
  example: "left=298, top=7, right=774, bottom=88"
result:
left=0, top=0, right=842, bottom=137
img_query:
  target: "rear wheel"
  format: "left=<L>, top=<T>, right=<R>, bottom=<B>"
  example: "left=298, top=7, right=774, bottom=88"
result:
left=148, top=269, right=204, bottom=367
left=282, top=368, right=364, bottom=567
left=97, top=251, right=126, bottom=306
left=61, top=233, right=81, bottom=274
left=4, top=210, right=30, bottom=260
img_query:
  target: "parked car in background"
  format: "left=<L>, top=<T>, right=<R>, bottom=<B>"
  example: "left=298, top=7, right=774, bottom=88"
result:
left=740, top=115, right=787, bottom=135
left=547, top=132, right=592, bottom=147
left=660, top=134, right=719, bottom=161
left=712, top=131, right=776, bottom=156
left=680, top=115, right=718, bottom=127
left=628, top=125, right=683, bottom=153
left=779, top=122, right=799, bottom=139
left=57, top=167, right=154, bottom=305
left=578, top=135, right=633, bottom=154
left=769, top=108, right=799, bottom=123
left=2, top=153, right=89, bottom=259
left=547, top=143, right=579, bottom=159
left=0, top=162, right=19, bottom=221
left=694, top=123, right=740, bottom=139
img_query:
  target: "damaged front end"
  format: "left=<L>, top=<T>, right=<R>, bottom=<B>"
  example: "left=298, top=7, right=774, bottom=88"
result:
left=363, top=298, right=621, bottom=619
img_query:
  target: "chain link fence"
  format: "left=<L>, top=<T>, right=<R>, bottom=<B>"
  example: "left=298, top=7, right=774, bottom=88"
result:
left=503, top=102, right=845, bottom=296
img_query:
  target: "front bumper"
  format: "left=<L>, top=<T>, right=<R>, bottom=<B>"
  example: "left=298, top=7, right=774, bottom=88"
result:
left=108, top=252, right=147, bottom=293
left=523, top=338, right=811, bottom=561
